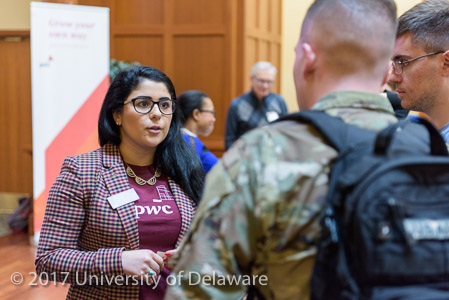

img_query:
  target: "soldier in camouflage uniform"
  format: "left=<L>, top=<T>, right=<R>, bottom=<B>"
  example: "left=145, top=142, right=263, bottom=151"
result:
left=166, top=0, right=398, bottom=299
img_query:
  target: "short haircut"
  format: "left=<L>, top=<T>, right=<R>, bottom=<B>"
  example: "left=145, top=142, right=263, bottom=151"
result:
left=301, top=0, right=397, bottom=78
left=177, top=90, right=210, bottom=125
left=397, top=0, right=449, bottom=52
left=98, top=66, right=205, bottom=203
left=251, top=61, right=277, bottom=77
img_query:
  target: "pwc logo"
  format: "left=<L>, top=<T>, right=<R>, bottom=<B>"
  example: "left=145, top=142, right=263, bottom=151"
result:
left=39, top=56, right=54, bottom=68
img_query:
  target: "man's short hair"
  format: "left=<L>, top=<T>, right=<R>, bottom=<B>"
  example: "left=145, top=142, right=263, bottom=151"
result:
left=301, top=0, right=397, bottom=77
left=397, top=0, right=449, bottom=52
left=251, top=61, right=277, bottom=77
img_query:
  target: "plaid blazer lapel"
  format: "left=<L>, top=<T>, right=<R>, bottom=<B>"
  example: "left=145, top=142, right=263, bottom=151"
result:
left=102, top=144, right=140, bottom=250
left=168, top=178, right=196, bottom=248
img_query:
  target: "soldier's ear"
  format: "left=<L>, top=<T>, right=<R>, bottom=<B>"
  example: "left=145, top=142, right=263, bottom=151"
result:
left=302, top=43, right=317, bottom=78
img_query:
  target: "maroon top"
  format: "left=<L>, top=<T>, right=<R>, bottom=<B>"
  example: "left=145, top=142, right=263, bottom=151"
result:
left=127, top=164, right=181, bottom=300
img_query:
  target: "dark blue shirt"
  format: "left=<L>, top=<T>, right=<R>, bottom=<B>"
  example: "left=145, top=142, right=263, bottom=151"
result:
left=225, top=91, right=288, bottom=149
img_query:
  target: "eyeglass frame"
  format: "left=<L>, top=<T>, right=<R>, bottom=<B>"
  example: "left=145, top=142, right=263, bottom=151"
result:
left=123, top=96, right=176, bottom=115
left=252, top=77, right=275, bottom=85
left=391, top=51, right=445, bottom=75
left=198, top=109, right=216, bottom=117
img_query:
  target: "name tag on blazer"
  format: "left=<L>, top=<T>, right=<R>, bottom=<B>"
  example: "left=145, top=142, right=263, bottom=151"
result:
left=107, top=188, right=139, bottom=209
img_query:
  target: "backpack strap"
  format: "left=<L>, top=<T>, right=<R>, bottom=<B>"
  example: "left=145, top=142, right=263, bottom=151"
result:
left=278, top=110, right=373, bottom=153
left=415, top=118, right=449, bottom=156
left=375, top=117, right=449, bottom=156
left=278, top=110, right=377, bottom=203
left=279, top=110, right=365, bottom=298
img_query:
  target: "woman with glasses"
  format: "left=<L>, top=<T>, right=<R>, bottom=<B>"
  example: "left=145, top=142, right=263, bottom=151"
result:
left=178, top=90, right=218, bottom=174
left=36, top=66, right=204, bottom=299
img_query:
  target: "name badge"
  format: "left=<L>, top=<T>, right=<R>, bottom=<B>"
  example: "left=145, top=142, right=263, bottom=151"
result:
left=266, top=111, right=279, bottom=122
left=107, top=188, right=139, bottom=209
left=404, top=219, right=449, bottom=240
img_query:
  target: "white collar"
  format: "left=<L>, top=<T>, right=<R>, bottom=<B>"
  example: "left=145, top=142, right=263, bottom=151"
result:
left=181, top=128, right=197, bottom=137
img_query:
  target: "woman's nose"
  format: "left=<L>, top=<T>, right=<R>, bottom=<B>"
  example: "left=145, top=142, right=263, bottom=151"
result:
left=149, top=104, right=162, bottom=119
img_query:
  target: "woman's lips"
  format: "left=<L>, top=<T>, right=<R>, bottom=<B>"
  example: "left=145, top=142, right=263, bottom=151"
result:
left=147, top=125, right=162, bottom=134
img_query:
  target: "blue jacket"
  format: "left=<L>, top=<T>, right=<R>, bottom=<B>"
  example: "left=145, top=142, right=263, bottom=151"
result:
left=182, top=133, right=218, bottom=174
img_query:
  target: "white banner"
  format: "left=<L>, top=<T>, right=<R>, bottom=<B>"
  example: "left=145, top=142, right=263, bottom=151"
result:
left=30, top=2, right=109, bottom=237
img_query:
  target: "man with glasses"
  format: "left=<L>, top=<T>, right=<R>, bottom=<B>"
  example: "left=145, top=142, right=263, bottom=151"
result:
left=388, top=0, right=449, bottom=141
left=224, top=61, right=288, bottom=150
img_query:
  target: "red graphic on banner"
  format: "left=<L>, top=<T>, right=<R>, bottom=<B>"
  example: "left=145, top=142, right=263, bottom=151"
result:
left=34, top=75, right=109, bottom=232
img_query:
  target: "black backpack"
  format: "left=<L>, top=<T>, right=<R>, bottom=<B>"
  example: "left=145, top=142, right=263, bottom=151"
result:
left=281, top=110, right=449, bottom=300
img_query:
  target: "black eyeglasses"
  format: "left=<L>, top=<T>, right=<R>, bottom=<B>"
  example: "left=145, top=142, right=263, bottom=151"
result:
left=199, top=109, right=216, bottom=117
left=253, top=77, right=274, bottom=85
left=123, top=96, right=176, bottom=115
left=391, top=51, right=445, bottom=75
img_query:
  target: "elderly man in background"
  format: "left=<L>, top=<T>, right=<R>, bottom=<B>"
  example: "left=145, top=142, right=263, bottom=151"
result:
left=224, top=61, right=288, bottom=150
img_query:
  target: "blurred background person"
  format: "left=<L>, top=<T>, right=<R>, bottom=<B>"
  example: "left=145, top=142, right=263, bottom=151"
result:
left=178, top=90, right=218, bottom=174
left=36, top=66, right=204, bottom=299
left=225, top=61, right=288, bottom=150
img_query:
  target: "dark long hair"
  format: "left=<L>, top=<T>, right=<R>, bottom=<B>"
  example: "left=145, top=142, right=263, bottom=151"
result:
left=98, top=66, right=204, bottom=203
left=177, top=90, right=209, bottom=125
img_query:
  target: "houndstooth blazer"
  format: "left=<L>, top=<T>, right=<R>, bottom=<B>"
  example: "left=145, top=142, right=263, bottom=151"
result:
left=35, top=143, right=196, bottom=299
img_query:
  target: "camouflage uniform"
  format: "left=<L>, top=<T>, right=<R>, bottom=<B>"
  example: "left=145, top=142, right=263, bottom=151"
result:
left=166, top=91, right=397, bottom=300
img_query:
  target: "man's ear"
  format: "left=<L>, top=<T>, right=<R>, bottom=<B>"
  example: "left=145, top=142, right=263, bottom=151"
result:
left=302, top=43, right=317, bottom=78
left=192, top=108, right=201, bottom=121
left=442, top=50, right=449, bottom=76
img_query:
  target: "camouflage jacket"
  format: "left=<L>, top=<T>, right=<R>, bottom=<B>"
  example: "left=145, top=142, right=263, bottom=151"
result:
left=166, top=91, right=397, bottom=300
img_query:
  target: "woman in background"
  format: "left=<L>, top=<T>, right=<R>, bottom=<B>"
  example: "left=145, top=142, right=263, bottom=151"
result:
left=36, top=66, right=204, bottom=299
left=178, top=90, right=219, bottom=174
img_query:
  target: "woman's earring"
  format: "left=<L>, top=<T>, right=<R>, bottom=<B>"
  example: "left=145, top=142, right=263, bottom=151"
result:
left=116, top=121, right=121, bottom=126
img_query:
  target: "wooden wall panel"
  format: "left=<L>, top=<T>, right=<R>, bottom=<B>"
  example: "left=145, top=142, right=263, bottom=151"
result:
left=244, top=37, right=257, bottom=91
left=272, top=42, right=281, bottom=91
left=273, top=0, right=282, bottom=35
left=173, top=36, right=226, bottom=153
left=114, top=0, right=164, bottom=25
left=247, top=0, right=258, bottom=29
left=259, top=0, right=269, bottom=31
left=113, top=36, right=164, bottom=69
left=78, top=0, right=108, bottom=7
left=260, top=40, right=269, bottom=60
left=174, top=0, right=226, bottom=25
left=244, top=0, right=282, bottom=95
left=0, top=33, right=32, bottom=194
left=42, top=0, right=79, bottom=3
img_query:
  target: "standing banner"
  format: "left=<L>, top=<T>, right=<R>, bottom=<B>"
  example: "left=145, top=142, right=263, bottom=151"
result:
left=31, top=2, right=109, bottom=242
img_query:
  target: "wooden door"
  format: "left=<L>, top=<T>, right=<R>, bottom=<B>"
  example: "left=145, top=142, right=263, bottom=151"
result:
left=0, top=32, right=32, bottom=194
